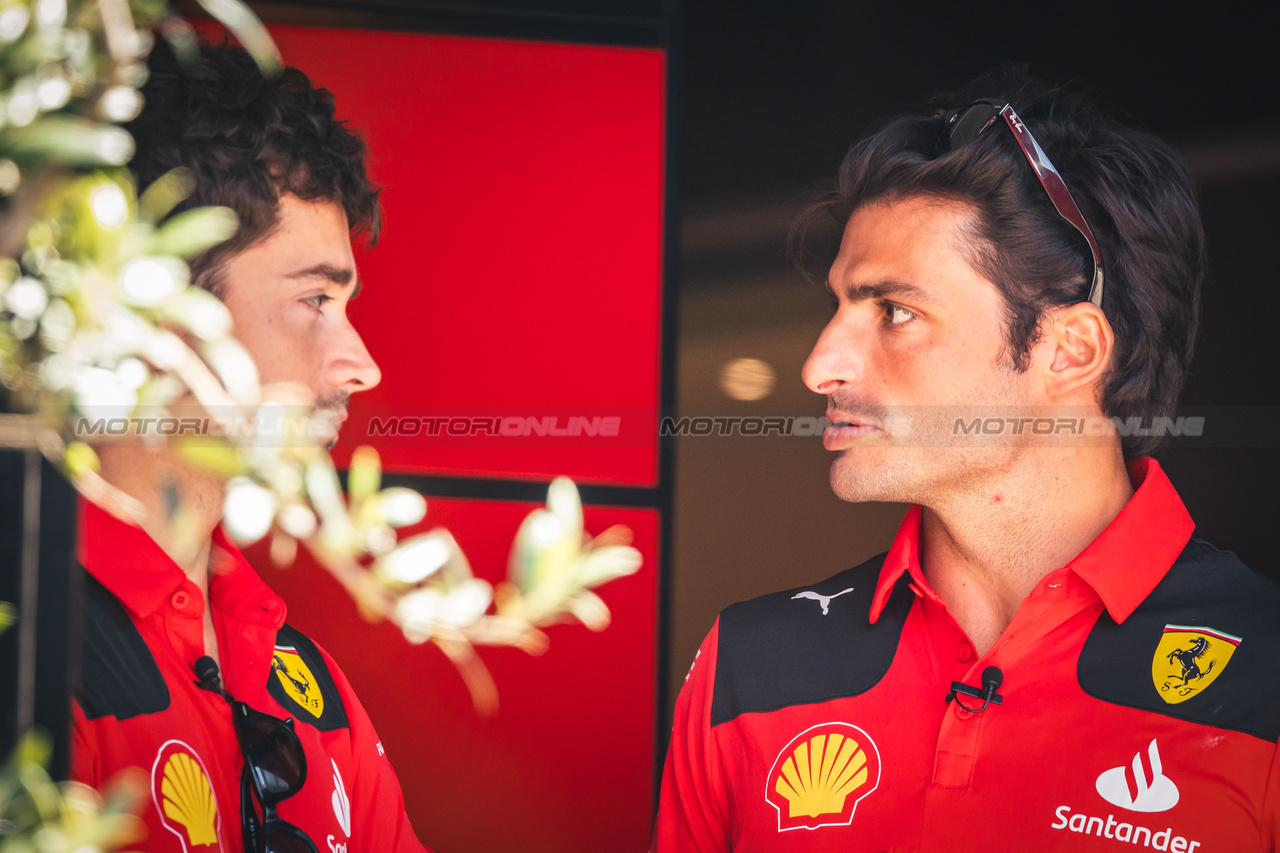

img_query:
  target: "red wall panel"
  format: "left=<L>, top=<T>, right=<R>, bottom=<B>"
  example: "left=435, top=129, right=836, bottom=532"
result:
left=251, top=501, right=660, bottom=853
left=262, top=25, right=667, bottom=486
left=202, top=20, right=670, bottom=851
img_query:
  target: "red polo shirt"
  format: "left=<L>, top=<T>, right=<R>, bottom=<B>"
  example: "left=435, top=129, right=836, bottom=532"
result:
left=71, top=497, right=428, bottom=853
left=657, top=458, right=1280, bottom=852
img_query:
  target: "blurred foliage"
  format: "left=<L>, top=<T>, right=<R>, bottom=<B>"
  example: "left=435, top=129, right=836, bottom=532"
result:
left=0, top=732, right=145, bottom=853
left=0, top=0, right=641, bottom=715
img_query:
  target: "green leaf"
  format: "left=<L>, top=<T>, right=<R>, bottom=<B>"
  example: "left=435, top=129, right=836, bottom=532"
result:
left=573, top=545, right=642, bottom=588
left=195, top=0, right=282, bottom=74
left=138, top=167, right=195, bottom=223
left=61, top=441, right=100, bottom=478
left=174, top=439, right=247, bottom=477
left=347, top=445, right=381, bottom=505
left=17, top=729, right=51, bottom=769
left=150, top=206, right=238, bottom=258
left=565, top=590, right=611, bottom=631
left=0, top=118, right=134, bottom=166
left=158, top=15, right=202, bottom=65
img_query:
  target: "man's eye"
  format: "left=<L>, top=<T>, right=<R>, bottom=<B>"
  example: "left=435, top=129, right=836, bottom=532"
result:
left=882, top=301, right=916, bottom=325
left=302, top=294, right=333, bottom=310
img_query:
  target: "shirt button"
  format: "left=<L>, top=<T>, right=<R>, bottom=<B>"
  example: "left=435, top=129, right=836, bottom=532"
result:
left=957, top=643, right=973, bottom=663
left=954, top=704, right=973, bottom=721
left=171, top=590, right=190, bottom=610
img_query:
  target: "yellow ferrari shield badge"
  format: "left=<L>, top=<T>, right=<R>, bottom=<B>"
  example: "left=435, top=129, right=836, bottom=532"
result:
left=271, top=646, right=324, bottom=718
left=1152, top=624, right=1241, bottom=705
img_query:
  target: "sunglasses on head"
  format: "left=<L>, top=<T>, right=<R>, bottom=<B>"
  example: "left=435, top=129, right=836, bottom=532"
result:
left=195, top=656, right=319, bottom=853
left=938, top=98, right=1105, bottom=309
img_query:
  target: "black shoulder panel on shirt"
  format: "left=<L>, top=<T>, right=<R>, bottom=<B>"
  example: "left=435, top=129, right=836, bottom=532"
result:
left=1078, top=538, right=1280, bottom=742
left=711, top=555, right=913, bottom=728
left=76, top=570, right=171, bottom=720
left=266, top=623, right=349, bottom=732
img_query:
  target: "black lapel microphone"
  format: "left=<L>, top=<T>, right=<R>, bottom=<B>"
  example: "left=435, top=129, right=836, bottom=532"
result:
left=194, top=655, right=230, bottom=699
left=946, top=666, right=1004, bottom=713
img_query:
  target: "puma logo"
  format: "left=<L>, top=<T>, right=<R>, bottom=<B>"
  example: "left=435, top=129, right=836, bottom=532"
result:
left=791, top=587, right=855, bottom=616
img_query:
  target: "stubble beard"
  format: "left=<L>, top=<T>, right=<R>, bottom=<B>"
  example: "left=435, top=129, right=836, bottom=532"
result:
left=823, top=373, right=1030, bottom=506
left=828, top=445, right=936, bottom=504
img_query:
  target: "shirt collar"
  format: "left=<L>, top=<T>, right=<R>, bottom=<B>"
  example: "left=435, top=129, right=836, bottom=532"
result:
left=1066, top=457, right=1194, bottom=623
left=869, top=504, right=927, bottom=624
left=77, top=496, right=286, bottom=628
left=869, top=457, right=1194, bottom=625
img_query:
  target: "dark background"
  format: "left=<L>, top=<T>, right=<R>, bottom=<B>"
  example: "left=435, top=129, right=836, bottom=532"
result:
left=669, top=0, right=1280, bottom=723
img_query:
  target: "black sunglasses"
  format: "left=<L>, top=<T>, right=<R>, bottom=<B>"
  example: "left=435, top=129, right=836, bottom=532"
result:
left=234, top=701, right=319, bottom=853
left=195, top=656, right=319, bottom=853
left=939, top=98, right=1105, bottom=309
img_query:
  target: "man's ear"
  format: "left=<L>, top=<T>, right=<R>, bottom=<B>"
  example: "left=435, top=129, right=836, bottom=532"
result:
left=1040, top=302, right=1114, bottom=400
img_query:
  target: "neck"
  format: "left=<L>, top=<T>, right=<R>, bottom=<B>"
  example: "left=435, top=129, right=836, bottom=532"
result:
left=919, top=444, right=1134, bottom=655
left=95, top=444, right=227, bottom=597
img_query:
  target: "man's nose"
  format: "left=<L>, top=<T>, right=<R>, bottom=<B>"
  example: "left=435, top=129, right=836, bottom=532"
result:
left=802, top=318, right=857, bottom=395
left=328, top=317, right=382, bottom=393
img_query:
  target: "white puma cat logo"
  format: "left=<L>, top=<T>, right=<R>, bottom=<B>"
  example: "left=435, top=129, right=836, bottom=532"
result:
left=791, top=587, right=855, bottom=615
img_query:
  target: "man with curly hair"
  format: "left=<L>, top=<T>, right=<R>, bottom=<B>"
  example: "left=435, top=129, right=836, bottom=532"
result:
left=72, top=41, right=429, bottom=852
left=657, top=68, right=1280, bottom=852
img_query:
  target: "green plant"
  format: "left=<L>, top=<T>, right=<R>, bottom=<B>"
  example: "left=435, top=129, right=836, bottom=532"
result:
left=0, top=732, right=145, bottom=853
left=0, top=0, right=640, bottom=710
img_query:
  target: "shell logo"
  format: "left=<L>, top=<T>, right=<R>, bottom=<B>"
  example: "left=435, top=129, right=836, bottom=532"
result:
left=765, top=722, right=881, bottom=832
left=151, top=740, right=221, bottom=851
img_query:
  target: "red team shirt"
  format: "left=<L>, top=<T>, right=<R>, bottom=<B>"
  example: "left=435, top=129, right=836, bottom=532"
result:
left=657, top=459, right=1280, bottom=852
left=71, top=498, right=428, bottom=853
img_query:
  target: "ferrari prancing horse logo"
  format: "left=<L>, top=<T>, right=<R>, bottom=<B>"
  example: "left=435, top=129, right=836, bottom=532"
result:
left=272, top=645, right=324, bottom=718
left=1151, top=624, right=1241, bottom=705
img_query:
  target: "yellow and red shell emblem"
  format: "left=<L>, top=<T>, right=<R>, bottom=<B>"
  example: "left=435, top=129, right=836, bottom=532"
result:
left=151, top=740, right=221, bottom=851
left=765, top=722, right=881, bottom=831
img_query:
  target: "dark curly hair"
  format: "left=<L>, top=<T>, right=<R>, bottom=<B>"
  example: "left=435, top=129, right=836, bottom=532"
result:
left=126, top=41, right=381, bottom=297
left=797, top=66, right=1205, bottom=459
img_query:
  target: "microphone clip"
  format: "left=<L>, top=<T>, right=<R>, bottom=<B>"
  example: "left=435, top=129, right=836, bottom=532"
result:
left=946, top=666, right=1004, bottom=713
left=193, top=655, right=231, bottom=700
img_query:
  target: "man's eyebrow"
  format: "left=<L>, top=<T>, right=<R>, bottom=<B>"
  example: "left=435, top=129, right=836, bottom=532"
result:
left=825, top=279, right=941, bottom=306
left=285, top=263, right=355, bottom=287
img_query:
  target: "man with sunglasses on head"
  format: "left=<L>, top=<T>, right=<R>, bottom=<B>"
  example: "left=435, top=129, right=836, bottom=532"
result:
left=656, top=67, right=1280, bottom=852
left=71, top=42, right=429, bottom=852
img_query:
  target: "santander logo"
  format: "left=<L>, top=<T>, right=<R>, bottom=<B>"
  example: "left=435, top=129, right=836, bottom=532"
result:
left=331, top=759, right=351, bottom=836
left=1049, top=738, right=1199, bottom=853
left=1095, top=739, right=1179, bottom=813
left=327, top=759, right=351, bottom=853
